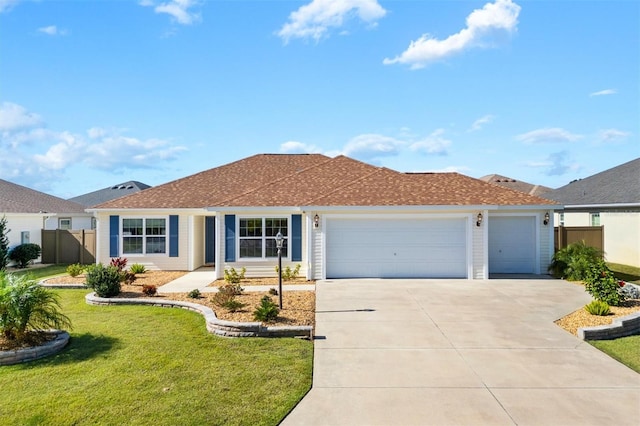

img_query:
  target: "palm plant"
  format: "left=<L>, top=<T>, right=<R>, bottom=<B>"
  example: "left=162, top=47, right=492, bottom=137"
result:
left=548, top=241, right=603, bottom=281
left=0, top=272, right=72, bottom=341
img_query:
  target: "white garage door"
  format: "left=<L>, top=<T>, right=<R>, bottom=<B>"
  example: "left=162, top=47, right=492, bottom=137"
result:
left=488, top=216, right=536, bottom=274
left=326, top=218, right=467, bottom=278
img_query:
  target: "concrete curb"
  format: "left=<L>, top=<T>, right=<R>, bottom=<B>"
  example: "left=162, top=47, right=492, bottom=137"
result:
left=578, top=311, right=640, bottom=340
left=0, top=331, right=70, bottom=366
left=85, top=293, right=313, bottom=339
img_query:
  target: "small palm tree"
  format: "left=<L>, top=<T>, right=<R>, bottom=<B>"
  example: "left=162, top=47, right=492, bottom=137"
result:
left=0, top=272, right=72, bottom=341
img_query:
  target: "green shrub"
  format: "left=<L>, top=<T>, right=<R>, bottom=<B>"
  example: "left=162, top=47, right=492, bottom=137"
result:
left=8, top=243, right=41, bottom=269
left=549, top=241, right=602, bottom=280
left=253, top=295, right=279, bottom=322
left=224, top=267, right=246, bottom=284
left=0, top=272, right=72, bottom=341
left=275, top=264, right=301, bottom=281
left=66, top=263, right=85, bottom=277
left=222, top=299, right=246, bottom=312
left=0, top=216, right=10, bottom=271
left=142, top=284, right=157, bottom=296
left=584, top=260, right=625, bottom=306
left=129, top=263, right=146, bottom=274
left=187, top=289, right=201, bottom=299
left=584, top=300, right=611, bottom=316
left=85, top=264, right=121, bottom=298
left=211, top=285, right=239, bottom=307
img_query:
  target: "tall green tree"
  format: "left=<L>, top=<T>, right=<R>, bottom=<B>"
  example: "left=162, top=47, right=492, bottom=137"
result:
left=0, top=216, right=10, bottom=271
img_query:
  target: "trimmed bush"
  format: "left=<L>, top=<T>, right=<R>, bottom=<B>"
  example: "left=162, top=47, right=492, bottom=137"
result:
left=584, top=300, right=611, bottom=316
left=583, top=260, right=626, bottom=307
left=66, top=263, right=85, bottom=277
left=85, top=264, right=121, bottom=298
left=129, top=263, right=146, bottom=274
left=253, top=296, right=279, bottom=322
left=275, top=264, right=301, bottom=281
left=187, top=289, right=201, bottom=299
left=8, top=243, right=41, bottom=269
left=548, top=241, right=602, bottom=281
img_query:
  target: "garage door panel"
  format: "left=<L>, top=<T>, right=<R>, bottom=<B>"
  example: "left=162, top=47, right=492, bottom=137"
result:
left=489, top=216, right=535, bottom=274
left=326, top=218, right=467, bottom=278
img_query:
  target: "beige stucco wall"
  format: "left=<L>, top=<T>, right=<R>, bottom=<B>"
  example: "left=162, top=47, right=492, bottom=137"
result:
left=601, top=212, right=640, bottom=267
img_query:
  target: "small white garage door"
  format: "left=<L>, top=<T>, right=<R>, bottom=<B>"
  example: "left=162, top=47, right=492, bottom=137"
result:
left=326, top=218, right=467, bottom=278
left=488, top=216, right=536, bottom=274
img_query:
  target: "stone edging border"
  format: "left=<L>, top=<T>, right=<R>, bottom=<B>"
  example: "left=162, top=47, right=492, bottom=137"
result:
left=578, top=311, right=640, bottom=340
left=85, top=293, right=313, bottom=339
left=0, top=331, right=70, bottom=366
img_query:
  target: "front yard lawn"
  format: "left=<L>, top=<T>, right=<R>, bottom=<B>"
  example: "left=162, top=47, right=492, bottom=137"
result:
left=589, top=335, right=640, bottom=373
left=608, top=263, right=640, bottom=284
left=0, top=289, right=313, bottom=425
left=9, top=264, right=69, bottom=280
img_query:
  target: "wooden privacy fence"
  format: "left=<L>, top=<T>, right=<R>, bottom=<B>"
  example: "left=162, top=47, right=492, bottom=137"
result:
left=554, top=225, right=604, bottom=252
left=41, top=229, right=96, bottom=265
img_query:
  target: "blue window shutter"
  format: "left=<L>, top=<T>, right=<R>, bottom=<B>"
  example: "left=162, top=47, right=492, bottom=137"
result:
left=109, top=215, right=119, bottom=257
left=291, top=214, right=302, bottom=262
left=225, top=215, right=236, bottom=262
left=205, top=216, right=215, bottom=264
left=169, top=215, right=179, bottom=257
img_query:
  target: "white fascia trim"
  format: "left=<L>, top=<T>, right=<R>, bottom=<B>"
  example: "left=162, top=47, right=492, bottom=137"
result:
left=560, top=203, right=640, bottom=209
left=88, top=208, right=208, bottom=214
left=305, top=205, right=501, bottom=212
left=490, top=204, right=559, bottom=211
left=208, top=206, right=303, bottom=213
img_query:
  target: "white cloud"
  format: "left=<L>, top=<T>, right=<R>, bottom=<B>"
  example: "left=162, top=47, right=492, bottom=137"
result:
left=141, top=0, right=201, bottom=25
left=597, top=128, right=630, bottom=143
left=409, top=128, right=451, bottom=155
left=589, top=89, right=617, bottom=97
left=0, top=102, right=43, bottom=131
left=526, top=151, right=578, bottom=176
left=0, top=102, right=188, bottom=186
left=342, top=133, right=404, bottom=159
left=468, top=114, right=495, bottom=132
left=279, top=141, right=322, bottom=154
left=0, top=0, right=20, bottom=13
left=277, top=0, right=387, bottom=43
left=384, top=0, right=520, bottom=69
left=38, top=25, right=68, bottom=36
left=516, top=127, right=582, bottom=144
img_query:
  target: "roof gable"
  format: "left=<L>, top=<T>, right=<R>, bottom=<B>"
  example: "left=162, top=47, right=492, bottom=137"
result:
left=544, top=158, right=640, bottom=205
left=69, top=181, right=151, bottom=207
left=0, top=179, right=87, bottom=214
left=479, top=174, right=552, bottom=197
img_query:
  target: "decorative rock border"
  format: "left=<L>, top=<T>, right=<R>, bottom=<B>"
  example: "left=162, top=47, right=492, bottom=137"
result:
left=0, top=331, right=70, bottom=366
left=578, top=311, right=640, bottom=340
left=85, top=293, right=313, bottom=339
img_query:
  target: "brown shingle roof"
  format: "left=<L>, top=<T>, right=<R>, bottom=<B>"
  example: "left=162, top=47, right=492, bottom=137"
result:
left=94, top=154, right=556, bottom=209
left=479, top=174, right=553, bottom=197
left=0, top=179, right=87, bottom=214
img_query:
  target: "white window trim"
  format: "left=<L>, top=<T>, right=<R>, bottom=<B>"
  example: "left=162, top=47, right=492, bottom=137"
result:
left=59, top=217, right=72, bottom=230
left=121, top=216, right=169, bottom=257
left=237, top=215, right=291, bottom=261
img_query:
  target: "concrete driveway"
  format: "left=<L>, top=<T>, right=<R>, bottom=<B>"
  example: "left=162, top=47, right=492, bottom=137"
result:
left=282, top=278, right=640, bottom=426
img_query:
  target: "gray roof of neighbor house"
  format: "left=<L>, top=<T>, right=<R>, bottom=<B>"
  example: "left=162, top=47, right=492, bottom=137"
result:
left=0, top=179, right=87, bottom=214
left=93, top=154, right=556, bottom=209
left=479, top=174, right=553, bottom=197
left=68, top=181, right=151, bottom=207
left=544, top=158, right=640, bottom=206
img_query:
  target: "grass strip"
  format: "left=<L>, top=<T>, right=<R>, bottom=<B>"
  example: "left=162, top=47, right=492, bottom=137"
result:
left=589, top=335, right=640, bottom=373
left=0, top=289, right=313, bottom=425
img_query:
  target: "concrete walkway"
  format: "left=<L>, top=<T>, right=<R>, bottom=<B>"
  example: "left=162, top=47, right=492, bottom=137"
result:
left=282, top=278, right=640, bottom=426
left=157, top=268, right=315, bottom=293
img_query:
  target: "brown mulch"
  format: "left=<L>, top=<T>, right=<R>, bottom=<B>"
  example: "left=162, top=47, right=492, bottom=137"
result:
left=0, top=331, right=56, bottom=351
left=43, top=271, right=315, bottom=327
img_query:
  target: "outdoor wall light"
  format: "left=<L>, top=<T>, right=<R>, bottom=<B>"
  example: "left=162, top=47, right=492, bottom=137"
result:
left=543, top=212, right=550, bottom=226
left=313, top=214, right=320, bottom=228
left=476, top=212, right=483, bottom=227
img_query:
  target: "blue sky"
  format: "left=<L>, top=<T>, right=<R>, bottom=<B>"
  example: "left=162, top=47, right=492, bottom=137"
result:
left=1, top=0, right=638, bottom=199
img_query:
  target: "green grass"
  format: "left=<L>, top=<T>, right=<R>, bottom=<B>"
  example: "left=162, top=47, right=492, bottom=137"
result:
left=608, top=263, right=640, bottom=284
left=0, top=290, right=313, bottom=425
left=8, top=264, right=69, bottom=280
left=589, top=335, right=640, bottom=373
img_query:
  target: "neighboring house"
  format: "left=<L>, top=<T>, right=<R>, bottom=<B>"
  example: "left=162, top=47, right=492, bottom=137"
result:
left=90, top=154, right=557, bottom=280
left=0, top=179, right=92, bottom=259
left=544, top=158, right=640, bottom=267
left=69, top=181, right=151, bottom=207
left=479, top=174, right=552, bottom=197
